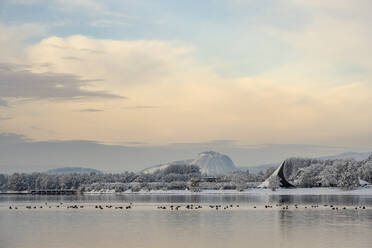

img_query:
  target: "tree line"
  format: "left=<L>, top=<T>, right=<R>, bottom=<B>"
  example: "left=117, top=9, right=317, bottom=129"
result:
left=1, top=156, right=371, bottom=192
left=0, top=164, right=267, bottom=192
left=283, top=156, right=372, bottom=189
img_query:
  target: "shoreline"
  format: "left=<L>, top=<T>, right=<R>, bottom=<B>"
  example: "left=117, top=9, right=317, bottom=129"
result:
left=85, top=187, right=372, bottom=195
left=2, top=187, right=372, bottom=196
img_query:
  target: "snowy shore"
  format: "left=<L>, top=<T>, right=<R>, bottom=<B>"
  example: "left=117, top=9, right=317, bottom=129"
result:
left=84, top=187, right=372, bottom=195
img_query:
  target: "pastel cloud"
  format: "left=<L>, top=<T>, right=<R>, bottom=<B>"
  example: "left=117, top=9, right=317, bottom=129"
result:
left=27, top=35, right=194, bottom=87
left=0, top=0, right=371, bottom=151
left=78, top=109, right=103, bottom=112
left=0, top=34, right=370, bottom=148
left=262, top=0, right=372, bottom=84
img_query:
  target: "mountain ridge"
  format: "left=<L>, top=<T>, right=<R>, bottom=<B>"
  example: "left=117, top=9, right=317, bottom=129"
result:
left=46, top=167, right=103, bottom=175
left=142, top=151, right=236, bottom=175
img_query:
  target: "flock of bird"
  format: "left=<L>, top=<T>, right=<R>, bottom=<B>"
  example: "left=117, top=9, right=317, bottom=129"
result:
left=7, top=202, right=134, bottom=210
left=6, top=202, right=369, bottom=211
left=94, top=203, right=132, bottom=210
left=156, top=204, right=240, bottom=210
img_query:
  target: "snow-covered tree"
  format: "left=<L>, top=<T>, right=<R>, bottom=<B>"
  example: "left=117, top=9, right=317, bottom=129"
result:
left=336, top=161, right=359, bottom=190
left=358, top=160, right=372, bottom=183
left=296, top=163, right=324, bottom=187
left=319, top=165, right=338, bottom=187
left=268, top=176, right=280, bottom=191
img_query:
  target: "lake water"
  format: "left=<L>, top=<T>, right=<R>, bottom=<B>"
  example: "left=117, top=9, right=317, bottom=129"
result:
left=1, top=192, right=372, bottom=248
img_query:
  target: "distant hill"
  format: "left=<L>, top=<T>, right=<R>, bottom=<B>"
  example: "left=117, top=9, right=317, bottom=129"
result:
left=240, top=151, right=372, bottom=174
left=46, top=167, right=103, bottom=175
left=317, top=152, right=372, bottom=161
left=142, top=151, right=237, bottom=176
left=238, top=163, right=279, bottom=174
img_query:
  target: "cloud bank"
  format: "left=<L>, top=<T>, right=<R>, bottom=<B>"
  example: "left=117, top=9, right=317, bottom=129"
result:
left=0, top=0, right=372, bottom=151
left=0, top=63, right=122, bottom=101
left=0, top=133, right=355, bottom=174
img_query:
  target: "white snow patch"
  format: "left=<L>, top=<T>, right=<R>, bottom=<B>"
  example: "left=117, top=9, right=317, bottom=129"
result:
left=141, top=151, right=237, bottom=175
left=83, top=187, right=372, bottom=195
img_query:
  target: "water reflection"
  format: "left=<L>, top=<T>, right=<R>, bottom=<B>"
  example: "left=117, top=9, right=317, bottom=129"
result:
left=0, top=194, right=371, bottom=248
left=2, top=193, right=372, bottom=207
left=265, top=194, right=372, bottom=206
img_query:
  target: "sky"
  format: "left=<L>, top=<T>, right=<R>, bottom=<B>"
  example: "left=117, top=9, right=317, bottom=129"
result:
left=1, top=0, right=372, bottom=172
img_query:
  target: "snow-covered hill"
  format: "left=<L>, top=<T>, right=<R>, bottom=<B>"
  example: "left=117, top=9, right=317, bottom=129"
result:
left=191, top=151, right=236, bottom=175
left=142, top=151, right=237, bottom=175
left=141, top=159, right=193, bottom=174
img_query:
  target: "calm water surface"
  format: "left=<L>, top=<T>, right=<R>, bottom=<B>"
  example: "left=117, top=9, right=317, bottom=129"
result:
left=1, top=193, right=372, bottom=248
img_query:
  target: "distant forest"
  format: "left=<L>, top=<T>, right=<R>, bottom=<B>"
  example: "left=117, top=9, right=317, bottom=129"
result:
left=1, top=156, right=372, bottom=192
